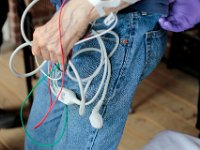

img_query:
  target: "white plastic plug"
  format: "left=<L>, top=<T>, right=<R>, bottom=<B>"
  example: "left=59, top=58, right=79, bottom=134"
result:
left=89, top=110, right=103, bottom=129
left=89, top=100, right=103, bottom=129
left=104, top=12, right=116, bottom=26
left=58, top=88, right=78, bottom=105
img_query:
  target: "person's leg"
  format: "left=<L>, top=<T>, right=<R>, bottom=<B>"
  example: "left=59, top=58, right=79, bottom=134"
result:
left=24, top=64, right=68, bottom=150
left=25, top=12, right=167, bottom=150
left=53, top=12, right=167, bottom=150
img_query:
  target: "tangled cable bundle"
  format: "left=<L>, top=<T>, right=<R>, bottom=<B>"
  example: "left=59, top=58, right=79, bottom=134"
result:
left=9, top=0, right=120, bottom=147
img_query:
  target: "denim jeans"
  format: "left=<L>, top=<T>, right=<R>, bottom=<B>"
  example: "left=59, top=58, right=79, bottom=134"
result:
left=25, top=11, right=167, bottom=150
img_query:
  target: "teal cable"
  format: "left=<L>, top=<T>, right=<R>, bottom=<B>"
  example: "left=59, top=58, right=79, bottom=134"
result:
left=20, top=66, right=68, bottom=147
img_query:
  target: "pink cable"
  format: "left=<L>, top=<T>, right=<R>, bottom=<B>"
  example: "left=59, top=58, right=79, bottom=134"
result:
left=34, top=1, right=66, bottom=129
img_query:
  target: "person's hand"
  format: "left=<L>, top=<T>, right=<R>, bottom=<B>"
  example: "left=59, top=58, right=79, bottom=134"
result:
left=32, top=0, right=97, bottom=64
left=32, top=0, right=140, bottom=64
left=159, top=0, right=200, bottom=32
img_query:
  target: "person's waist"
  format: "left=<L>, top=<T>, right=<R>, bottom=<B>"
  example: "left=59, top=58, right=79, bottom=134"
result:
left=50, top=0, right=169, bottom=16
left=119, top=1, right=169, bottom=16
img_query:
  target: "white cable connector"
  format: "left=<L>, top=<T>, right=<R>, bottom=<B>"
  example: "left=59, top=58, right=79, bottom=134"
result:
left=9, top=0, right=118, bottom=79
left=50, top=30, right=119, bottom=129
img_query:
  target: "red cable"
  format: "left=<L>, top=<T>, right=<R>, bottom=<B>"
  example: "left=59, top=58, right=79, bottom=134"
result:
left=34, top=0, right=90, bottom=129
left=34, top=1, right=66, bottom=129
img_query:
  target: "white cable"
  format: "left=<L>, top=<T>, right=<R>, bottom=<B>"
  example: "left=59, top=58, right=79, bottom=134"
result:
left=75, top=13, right=118, bottom=46
left=21, top=0, right=39, bottom=45
left=35, top=57, right=62, bottom=81
left=47, top=29, right=118, bottom=128
left=66, top=48, right=104, bottom=83
left=9, top=0, right=120, bottom=128
left=50, top=29, right=118, bottom=105
left=9, top=0, right=46, bottom=78
left=9, top=42, right=46, bottom=78
left=67, top=30, right=119, bottom=82
left=20, top=0, right=119, bottom=45
left=9, top=0, right=118, bottom=79
left=50, top=29, right=118, bottom=128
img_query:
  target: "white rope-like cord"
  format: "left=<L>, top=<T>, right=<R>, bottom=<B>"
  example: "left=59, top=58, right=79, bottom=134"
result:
left=9, top=0, right=118, bottom=79
left=9, top=42, right=46, bottom=78
left=9, top=0, right=120, bottom=126
left=50, top=29, right=119, bottom=111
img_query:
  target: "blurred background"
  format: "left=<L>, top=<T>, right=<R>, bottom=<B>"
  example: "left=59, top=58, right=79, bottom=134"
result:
left=0, top=0, right=199, bottom=150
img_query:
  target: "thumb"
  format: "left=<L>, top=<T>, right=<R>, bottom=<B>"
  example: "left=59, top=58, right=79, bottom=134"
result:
left=159, top=17, right=174, bottom=31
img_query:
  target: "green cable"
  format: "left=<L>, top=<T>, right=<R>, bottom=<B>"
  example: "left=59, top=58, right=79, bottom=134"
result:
left=20, top=66, right=68, bottom=147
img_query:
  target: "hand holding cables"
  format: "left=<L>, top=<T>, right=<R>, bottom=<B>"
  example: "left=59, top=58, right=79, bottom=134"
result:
left=32, top=0, right=140, bottom=64
left=9, top=0, right=140, bottom=130
left=32, top=0, right=94, bottom=64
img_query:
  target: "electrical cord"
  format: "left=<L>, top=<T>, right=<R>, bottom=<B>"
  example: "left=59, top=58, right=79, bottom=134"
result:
left=20, top=65, right=68, bottom=147
left=33, top=0, right=67, bottom=129
left=9, top=0, right=120, bottom=131
left=49, top=29, right=119, bottom=128
left=9, top=0, right=118, bottom=80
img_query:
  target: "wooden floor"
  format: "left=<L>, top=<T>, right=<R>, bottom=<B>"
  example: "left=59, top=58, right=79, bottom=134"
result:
left=0, top=50, right=199, bottom=150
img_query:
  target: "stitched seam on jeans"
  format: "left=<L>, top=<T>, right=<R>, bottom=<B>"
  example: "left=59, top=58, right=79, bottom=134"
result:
left=86, top=13, right=137, bottom=150
left=143, top=16, right=161, bottom=70
left=83, top=35, right=127, bottom=150
left=86, top=129, right=99, bottom=150
left=111, top=13, right=137, bottom=92
left=87, top=25, right=136, bottom=150
left=112, top=17, right=137, bottom=92
left=141, top=29, right=166, bottom=80
left=145, top=33, right=152, bottom=68
left=85, top=89, right=117, bottom=150
left=84, top=42, right=129, bottom=150
left=140, top=36, right=150, bottom=80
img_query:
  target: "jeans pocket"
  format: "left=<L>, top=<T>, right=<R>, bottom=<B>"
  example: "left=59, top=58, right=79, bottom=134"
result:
left=141, top=23, right=167, bottom=80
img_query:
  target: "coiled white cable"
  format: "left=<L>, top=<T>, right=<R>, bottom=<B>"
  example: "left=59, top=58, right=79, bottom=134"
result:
left=9, top=0, right=120, bottom=129
left=50, top=30, right=119, bottom=106
left=21, top=0, right=39, bottom=45
left=9, top=0, right=47, bottom=78
left=9, top=0, right=118, bottom=80
left=50, top=30, right=118, bottom=128
left=9, top=42, right=46, bottom=78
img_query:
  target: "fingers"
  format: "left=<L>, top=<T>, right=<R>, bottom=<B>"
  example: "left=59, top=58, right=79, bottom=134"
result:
left=32, top=38, right=51, bottom=61
left=32, top=27, right=60, bottom=63
left=159, top=15, right=187, bottom=32
left=32, top=39, right=41, bottom=56
left=159, top=17, right=176, bottom=32
left=50, top=51, right=58, bottom=63
left=32, top=34, right=70, bottom=65
left=31, top=0, right=90, bottom=65
left=32, top=28, right=49, bottom=60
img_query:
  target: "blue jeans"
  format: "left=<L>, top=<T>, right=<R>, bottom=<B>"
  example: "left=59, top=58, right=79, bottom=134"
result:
left=25, top=12, right=167, bottom=150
